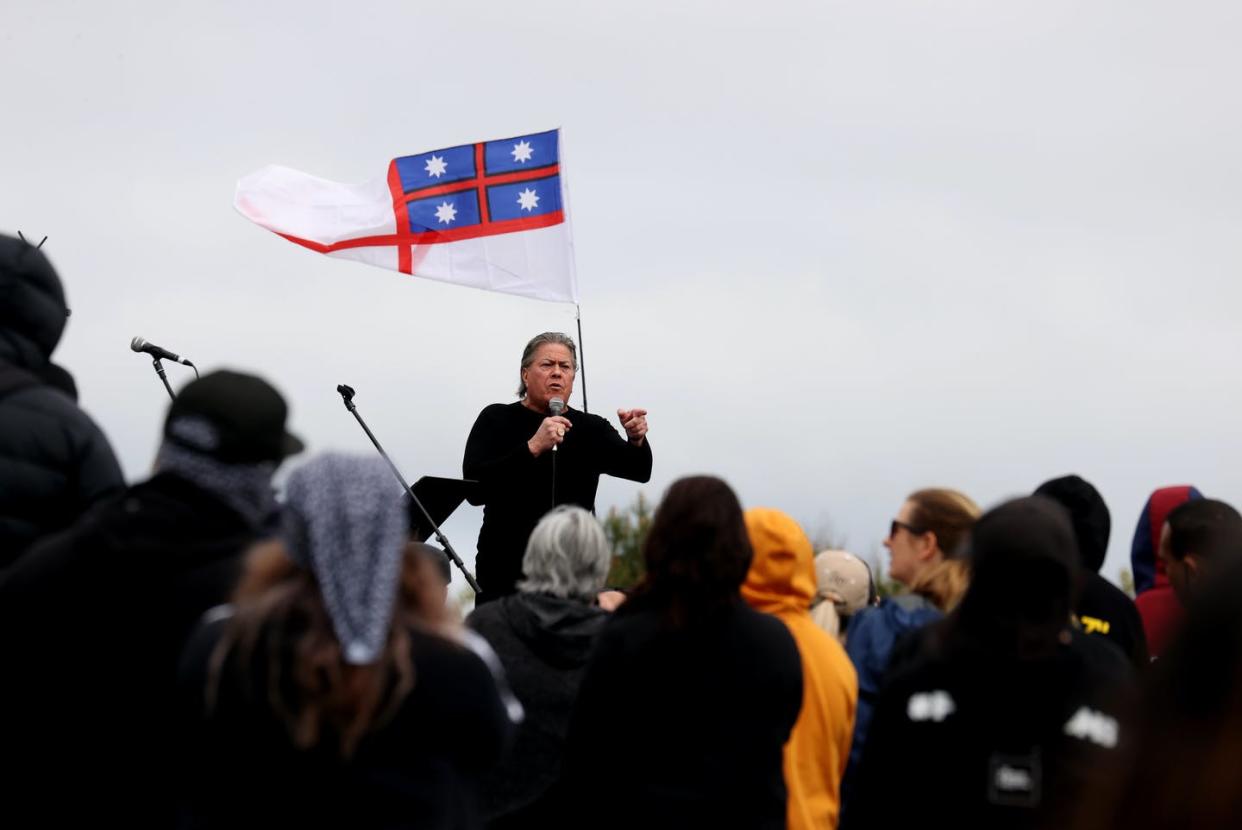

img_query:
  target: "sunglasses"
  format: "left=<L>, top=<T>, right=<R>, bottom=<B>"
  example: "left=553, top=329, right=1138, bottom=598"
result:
left=889, top=519, right=927, bottom=539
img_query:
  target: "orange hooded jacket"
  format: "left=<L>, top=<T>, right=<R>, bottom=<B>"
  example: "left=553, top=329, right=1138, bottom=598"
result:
left=743, top=508, right=858, bottom=830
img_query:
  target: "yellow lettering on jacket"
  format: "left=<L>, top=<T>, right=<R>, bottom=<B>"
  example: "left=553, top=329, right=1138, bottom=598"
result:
left=1080, top=615, right=1111, bottom=635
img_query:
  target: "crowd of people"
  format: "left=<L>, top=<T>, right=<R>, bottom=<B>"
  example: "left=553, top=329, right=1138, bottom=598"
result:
left=3, top=231, right=1242, bottom=829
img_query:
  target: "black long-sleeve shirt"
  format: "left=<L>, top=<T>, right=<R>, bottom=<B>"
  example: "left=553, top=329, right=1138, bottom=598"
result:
left=463, top=401, right=652, bottom=600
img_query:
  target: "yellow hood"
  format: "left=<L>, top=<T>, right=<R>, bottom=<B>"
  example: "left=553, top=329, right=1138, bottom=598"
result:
left=742, top=507, right=858, bottom=830
left=742, top=508, right=817, bottom=616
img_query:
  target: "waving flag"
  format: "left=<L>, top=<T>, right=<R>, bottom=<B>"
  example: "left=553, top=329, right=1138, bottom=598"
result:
left=235, top=129, right=578, bottom=303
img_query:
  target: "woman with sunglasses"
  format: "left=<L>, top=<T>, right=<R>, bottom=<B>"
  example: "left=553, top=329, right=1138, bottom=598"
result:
left=838, top=487, right=980, bottom=822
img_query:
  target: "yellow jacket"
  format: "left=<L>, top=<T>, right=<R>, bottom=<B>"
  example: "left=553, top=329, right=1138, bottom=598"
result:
left=743, top=508, right=859, bottom=829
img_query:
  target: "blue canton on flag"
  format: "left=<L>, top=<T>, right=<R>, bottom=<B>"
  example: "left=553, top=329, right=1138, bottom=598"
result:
left=392, top=129, right=562, bottom=234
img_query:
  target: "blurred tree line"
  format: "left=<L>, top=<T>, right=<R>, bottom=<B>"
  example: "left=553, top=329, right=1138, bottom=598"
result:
left=602, top=492, right=652, bottom=589
left=601, top=494, right=908, bottom=596
left=598, top=495, right=1138, bottom=601
left=807, top=521, right=901, bottom=599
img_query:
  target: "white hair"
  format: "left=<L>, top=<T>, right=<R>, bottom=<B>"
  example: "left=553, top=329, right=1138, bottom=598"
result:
left=518, top=505, right=612, bottom=600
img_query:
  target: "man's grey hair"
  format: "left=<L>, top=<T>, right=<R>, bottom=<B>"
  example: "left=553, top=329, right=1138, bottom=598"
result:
left=516, top=331, right=578, bottom=397
left=518, top=505, right=612, bottom=600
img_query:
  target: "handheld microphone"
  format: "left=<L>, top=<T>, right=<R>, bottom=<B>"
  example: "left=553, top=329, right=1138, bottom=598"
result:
left=549, top=397, right=565, bottom=452
left=130, top=336, right=194, bottom=367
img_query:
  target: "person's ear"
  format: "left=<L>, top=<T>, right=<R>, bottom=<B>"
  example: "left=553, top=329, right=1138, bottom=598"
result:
left=919, top=531, right=939, bottom=561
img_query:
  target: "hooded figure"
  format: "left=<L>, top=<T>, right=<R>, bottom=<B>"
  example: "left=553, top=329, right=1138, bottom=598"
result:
left=1035, top=475, right=1148, bottom=668
left=845, top=497, right=1134, bottom=830
left=1131, top=485, right=1202, bottom=659
left=0, top=233, right=122, bottom=563
left=0, top=368, right=303, bottom=828
left=743, top=508, right=858, bottom=830
left=466, top=505, right=612, bottom=825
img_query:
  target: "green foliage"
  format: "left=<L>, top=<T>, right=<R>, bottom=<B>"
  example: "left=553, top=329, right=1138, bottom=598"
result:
left=454, top=583, right=477, bottom=617
left=602, top=492, right=653, bottom=589
left=1118, top=567, right=1135, bottom=599
left=600, top=499, right=901, bottom=600
left=872, top=568, right=903, bottom=599
left=807, top=520, right=849, bottom=555
left=854, top=546, right=902, bottom=599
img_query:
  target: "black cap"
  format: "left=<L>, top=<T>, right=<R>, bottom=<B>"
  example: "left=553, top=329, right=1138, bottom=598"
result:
left=164, top=369, right=304, bottom=464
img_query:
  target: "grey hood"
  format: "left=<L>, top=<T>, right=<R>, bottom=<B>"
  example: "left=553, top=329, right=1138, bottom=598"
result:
left=500, top=592, right=609, bottom=668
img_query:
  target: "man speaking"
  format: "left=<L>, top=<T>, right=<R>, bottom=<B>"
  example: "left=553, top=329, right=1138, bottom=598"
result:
left=464, top=332, right=652, bottom=603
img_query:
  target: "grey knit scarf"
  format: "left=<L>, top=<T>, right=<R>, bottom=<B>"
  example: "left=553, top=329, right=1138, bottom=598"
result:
left=155, top=429, right=279, bottom=531
left=281, top=453, right=409, bottom=665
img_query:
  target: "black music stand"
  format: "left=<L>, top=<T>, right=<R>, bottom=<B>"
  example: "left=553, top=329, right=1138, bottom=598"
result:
left=406, top=476, right=479, bottom=542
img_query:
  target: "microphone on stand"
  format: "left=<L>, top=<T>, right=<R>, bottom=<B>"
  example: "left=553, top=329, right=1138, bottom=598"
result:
left=549, top=397, right=565, bottom=453
left=130, top=336, right=197, bottom=401
left=130, top=336, right=196, bottom=368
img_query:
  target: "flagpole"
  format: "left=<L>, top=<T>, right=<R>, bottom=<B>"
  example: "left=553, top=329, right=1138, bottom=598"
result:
left=576, top=304, right=589, bottom=414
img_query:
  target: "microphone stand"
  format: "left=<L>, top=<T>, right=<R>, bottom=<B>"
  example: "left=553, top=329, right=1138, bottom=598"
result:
left=335, top=384, right=481, bottom=595
left=151, top=358, right=176, bottom=401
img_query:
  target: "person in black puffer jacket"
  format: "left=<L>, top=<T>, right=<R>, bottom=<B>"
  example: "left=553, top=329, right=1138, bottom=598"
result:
left=0, top=232, right=123, bottom=565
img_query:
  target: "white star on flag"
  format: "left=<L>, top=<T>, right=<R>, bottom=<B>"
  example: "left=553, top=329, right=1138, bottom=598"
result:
left=425, top=155, right=447, bottom=178
left=434, top=202, right=457, bottom=224
left=517, top=188, right=540, bottom=212
left=511, top=140, right=534, bottom=163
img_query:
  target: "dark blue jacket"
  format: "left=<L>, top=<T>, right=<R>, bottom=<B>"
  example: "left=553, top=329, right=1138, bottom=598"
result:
left=841, top=594, right=942, bottom=812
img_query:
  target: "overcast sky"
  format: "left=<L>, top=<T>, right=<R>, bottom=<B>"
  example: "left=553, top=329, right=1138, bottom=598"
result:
left=5, top=0, right=1241, bottom=586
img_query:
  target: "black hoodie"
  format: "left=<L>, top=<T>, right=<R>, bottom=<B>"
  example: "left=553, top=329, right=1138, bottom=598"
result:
left=0, top=472, right=264, bottom=827
left=1034, top=475, right=1149, bottom=669
left=467, top=592, right=609, bottom=821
